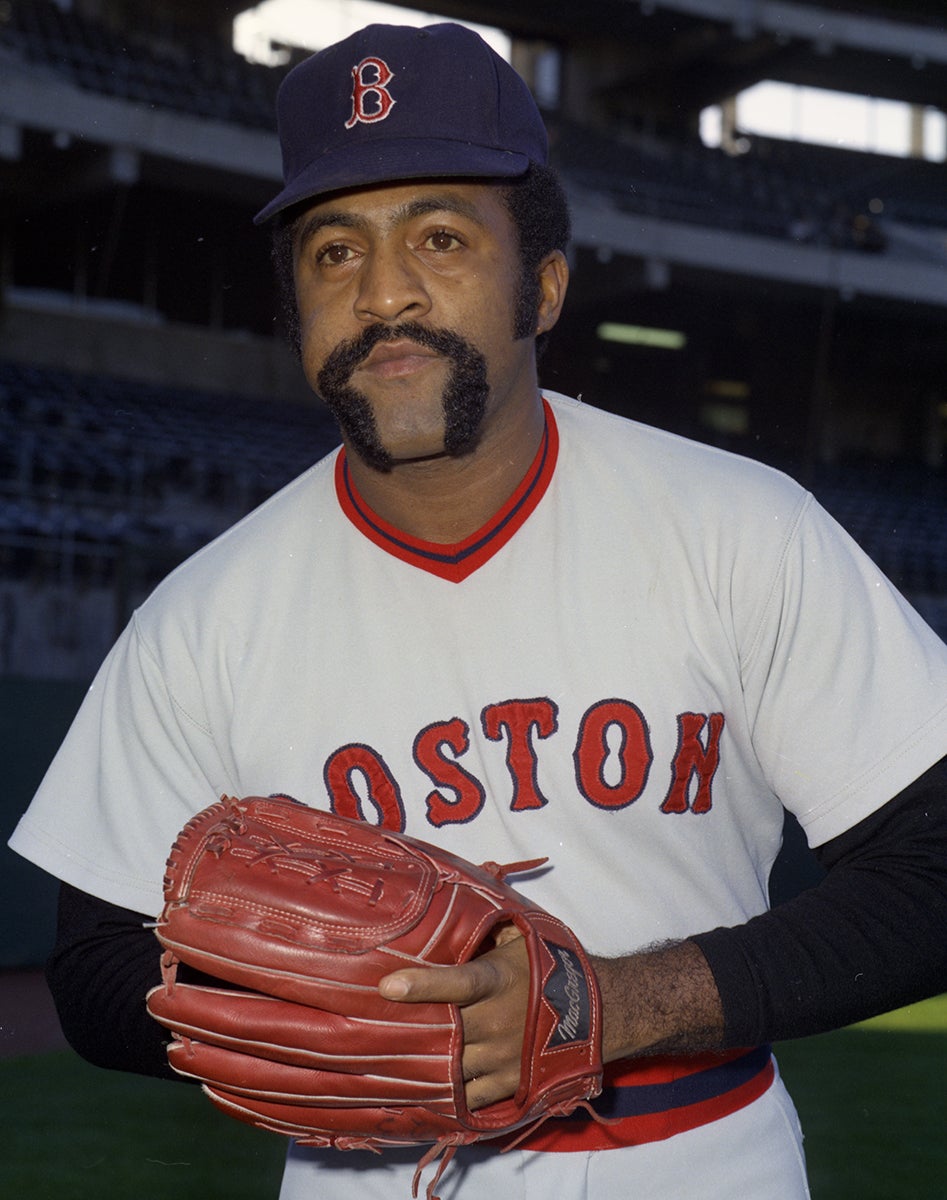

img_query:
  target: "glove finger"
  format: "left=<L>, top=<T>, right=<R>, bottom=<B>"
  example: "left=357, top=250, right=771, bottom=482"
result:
left=167, top=1038, right=458, bottom=1106
left=148, top=982, right=456, bottom=1077
left=203, top=1085, right=466, bottom=1148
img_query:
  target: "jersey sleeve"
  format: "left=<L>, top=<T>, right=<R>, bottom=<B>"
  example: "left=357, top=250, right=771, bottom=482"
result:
left=8, top=611, right=236, bottom=914
left=738, top=492, right=947, bottom=846
left=693, top=755, right=947, bottom=1044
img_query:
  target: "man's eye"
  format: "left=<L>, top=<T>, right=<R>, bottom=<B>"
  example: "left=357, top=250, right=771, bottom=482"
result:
left=316, top=243, right=354, bottom=265
left=424, top=230, right=461, bottom=252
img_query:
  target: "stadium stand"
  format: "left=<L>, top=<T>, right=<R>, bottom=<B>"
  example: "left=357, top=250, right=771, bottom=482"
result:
left=0, top=0, right=280, bottom=128
left=811, top=461, right=947, bottom=635
left=549, top=116, right=947, bottom=250
left=0, top=357, right=338, bottom=530
left=0, top=357, right=339, bottom=676
left=552, top=119, right=800, bottom=241
left=1, top=353, right=943, bottom=683
left=0, top=0, right=944, bottom=683
left=3, top=1, right=945, bottom=251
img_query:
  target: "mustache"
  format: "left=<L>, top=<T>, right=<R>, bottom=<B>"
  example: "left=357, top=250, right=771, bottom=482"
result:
left=313, top=321, right=490, bottom=473
left=318, top=322, right=475, bottom=387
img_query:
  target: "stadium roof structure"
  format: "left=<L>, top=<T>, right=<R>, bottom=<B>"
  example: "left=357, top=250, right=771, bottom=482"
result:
left=118, top=0, right=947, bottom=111
left=383, top=0, right=947, bottom=112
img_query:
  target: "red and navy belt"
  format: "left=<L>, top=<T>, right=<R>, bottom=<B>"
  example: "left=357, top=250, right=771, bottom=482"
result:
left=511, top=1045, right=774, bottom=1152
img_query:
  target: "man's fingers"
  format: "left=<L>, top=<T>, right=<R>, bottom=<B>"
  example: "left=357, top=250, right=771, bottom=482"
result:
left=380, top=926, right=526, bottom=1005
left=378, top=958, right=494, bottom=1005
left=378, top=933, right=530, bottom=1110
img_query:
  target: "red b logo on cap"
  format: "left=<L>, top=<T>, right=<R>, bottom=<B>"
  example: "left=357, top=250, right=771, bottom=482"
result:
left=345, top=57, right=396, bottom=129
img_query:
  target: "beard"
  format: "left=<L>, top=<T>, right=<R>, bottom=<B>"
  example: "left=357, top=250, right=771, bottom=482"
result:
left=314, top=322, right=491, bottom=473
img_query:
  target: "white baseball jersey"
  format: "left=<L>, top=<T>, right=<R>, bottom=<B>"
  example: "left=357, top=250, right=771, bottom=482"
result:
left=11, top=391, right=947, bottom=1198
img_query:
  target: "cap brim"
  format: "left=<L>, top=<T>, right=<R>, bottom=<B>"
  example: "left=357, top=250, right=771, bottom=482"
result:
left=254, top=138, right=531, bottom=225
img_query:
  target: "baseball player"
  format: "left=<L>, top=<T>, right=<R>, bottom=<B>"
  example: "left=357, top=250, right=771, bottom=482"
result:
left=9, top=22, right=947, bottom=1200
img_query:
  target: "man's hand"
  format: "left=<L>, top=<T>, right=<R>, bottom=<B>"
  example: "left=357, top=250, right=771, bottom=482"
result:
left=379, top=923, right=529, bottom=1110
left=379, top=933, right=726, bottom=1112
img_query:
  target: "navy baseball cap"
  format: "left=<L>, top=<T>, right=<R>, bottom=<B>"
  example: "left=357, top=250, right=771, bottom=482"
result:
left=254, top=22, right=548, bottom=224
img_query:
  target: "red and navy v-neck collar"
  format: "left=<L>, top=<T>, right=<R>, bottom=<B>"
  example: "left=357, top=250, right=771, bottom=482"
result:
left=334, top=398, right=559, bottom=583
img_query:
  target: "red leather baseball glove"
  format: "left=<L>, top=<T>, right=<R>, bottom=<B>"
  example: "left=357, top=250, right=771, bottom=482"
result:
left=146, top=795, right=604, bottom=1198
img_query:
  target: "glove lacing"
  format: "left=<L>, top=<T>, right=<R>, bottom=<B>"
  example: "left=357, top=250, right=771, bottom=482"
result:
left=413, top=1098, right=614, bottom=1200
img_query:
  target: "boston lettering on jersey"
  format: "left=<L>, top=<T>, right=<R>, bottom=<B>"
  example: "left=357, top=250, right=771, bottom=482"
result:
left=323, top=697, right=724, bottom=831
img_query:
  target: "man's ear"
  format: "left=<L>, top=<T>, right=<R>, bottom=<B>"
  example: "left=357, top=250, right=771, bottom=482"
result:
left=535, top=250, right=569, bottom=337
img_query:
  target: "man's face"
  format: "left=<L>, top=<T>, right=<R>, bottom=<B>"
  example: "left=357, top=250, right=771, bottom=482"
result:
left=292, top=181, right=541, bottom=471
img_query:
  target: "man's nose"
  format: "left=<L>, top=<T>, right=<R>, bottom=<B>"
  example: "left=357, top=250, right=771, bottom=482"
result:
left=354, top=245, right=432, bottom=323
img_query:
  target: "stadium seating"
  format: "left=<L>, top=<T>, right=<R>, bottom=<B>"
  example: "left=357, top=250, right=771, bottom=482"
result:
left=0, top=0, right=279, bottom=128
left=813, top=462, right=947, bottom=596
left=0, top=359, right=339, bottom=583
left=1, top=359, right=944, bottom=643
left=3, top=1, right=945, bottom=244
left=1, top=4, right=944, bottom=666
left=549, top=118, right=946, bottom=248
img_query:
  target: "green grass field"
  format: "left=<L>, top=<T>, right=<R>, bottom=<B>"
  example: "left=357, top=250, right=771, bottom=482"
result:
left=775, top=995, right=947, bottom=1199
left=2, top=995, right=945, bottom=1198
